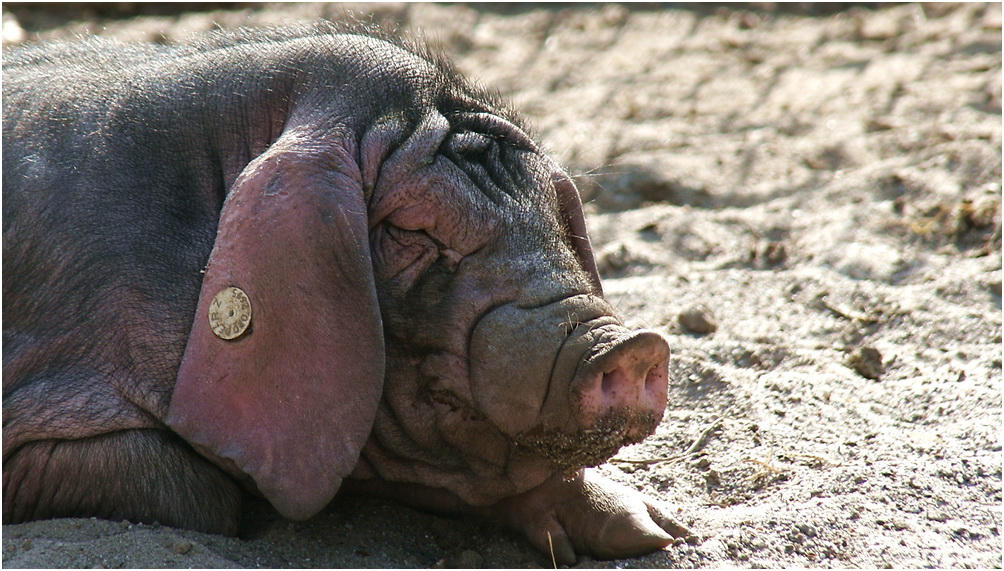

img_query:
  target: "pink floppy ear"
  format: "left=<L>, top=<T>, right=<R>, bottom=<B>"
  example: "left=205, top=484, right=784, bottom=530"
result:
left=553, top=170, right=603, bottom=296
left=166, top=134, right=384, bottom=521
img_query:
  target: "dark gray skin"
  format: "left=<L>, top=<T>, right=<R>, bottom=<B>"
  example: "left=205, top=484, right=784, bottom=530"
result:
left=2, top=26, right=687, bottom=564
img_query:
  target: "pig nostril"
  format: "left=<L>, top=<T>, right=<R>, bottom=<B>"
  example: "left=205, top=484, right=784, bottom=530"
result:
left=600, top=368, right=619, bottom=396
left=599, top=360, right=664, bottom=397
left=645, top=364, right=662, bottom=390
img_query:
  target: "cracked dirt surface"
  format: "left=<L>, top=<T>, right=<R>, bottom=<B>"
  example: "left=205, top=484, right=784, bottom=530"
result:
left=3, top=3, right=1001, bottom=568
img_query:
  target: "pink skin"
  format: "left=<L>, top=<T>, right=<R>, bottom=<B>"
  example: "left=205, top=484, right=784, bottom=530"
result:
left=573, top=328, right=670, bottom=431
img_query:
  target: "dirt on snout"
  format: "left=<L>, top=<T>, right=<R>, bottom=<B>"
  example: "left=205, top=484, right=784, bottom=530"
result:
left=514, top=408, right=664, bottom=476
left=2, top=2, right=1001, bottom=569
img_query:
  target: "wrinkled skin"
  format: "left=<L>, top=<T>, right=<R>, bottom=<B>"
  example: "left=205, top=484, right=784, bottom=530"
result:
left=2, top=25, right=687, bottom=563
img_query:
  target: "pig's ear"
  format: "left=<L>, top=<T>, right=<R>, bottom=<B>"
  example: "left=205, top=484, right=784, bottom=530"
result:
left=167, top=135, right=384, bottom=521
left=553, top=170, right=603, bottom=296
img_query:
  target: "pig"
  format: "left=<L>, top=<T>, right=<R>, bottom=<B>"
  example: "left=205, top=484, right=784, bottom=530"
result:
left=2, top=24, right=687, bottom=564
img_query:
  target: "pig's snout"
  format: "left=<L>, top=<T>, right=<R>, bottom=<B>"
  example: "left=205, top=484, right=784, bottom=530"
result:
left=469, top=295, right=671, bottom=471
left=574, top=330, right=669, bottom=429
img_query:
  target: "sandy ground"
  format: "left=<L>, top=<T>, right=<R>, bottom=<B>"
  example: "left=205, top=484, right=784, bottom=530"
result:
left=2, top=2, right=1001, bottom=568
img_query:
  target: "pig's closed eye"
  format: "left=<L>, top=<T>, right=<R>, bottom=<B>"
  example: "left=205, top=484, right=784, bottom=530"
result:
left=374, top=222, right=463, bottom=287
left=374, top=223, right=438, bottom=282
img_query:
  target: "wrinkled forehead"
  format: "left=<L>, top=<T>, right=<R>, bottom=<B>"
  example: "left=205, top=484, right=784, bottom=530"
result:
left=365, top=106, right=562, bottom=222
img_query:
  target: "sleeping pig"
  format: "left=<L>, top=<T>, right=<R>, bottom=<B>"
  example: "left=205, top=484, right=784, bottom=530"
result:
left=2, top=24, right=687, bottom=564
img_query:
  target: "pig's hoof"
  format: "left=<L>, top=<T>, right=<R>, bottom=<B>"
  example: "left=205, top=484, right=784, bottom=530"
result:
left=491, top=469, right=689, bottom=565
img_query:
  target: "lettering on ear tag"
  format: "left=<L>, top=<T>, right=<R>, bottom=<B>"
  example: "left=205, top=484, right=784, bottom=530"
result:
left=209, top=286, right=252, bottom=340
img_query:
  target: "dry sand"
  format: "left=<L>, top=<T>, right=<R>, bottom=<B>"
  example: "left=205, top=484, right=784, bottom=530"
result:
left=2, top=3, right=1001, bottom=568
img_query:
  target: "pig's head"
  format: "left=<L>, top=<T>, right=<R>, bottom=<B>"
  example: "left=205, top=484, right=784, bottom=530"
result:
left=167, top=32, right=669, bottom=520
left=359, top=108, right=670, bottom=506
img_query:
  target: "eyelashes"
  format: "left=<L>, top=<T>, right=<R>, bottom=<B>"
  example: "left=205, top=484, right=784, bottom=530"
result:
left=443, top=111, right=537, bottom=153
left=449, top=131, right=493, bottom=156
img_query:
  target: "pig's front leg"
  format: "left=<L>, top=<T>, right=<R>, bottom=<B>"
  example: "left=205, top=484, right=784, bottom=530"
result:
left=485, top=469, right=690, bottom=565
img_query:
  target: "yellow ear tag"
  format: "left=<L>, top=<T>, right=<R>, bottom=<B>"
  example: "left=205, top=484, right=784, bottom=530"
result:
left=209, top=286, right=252, bottom=340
